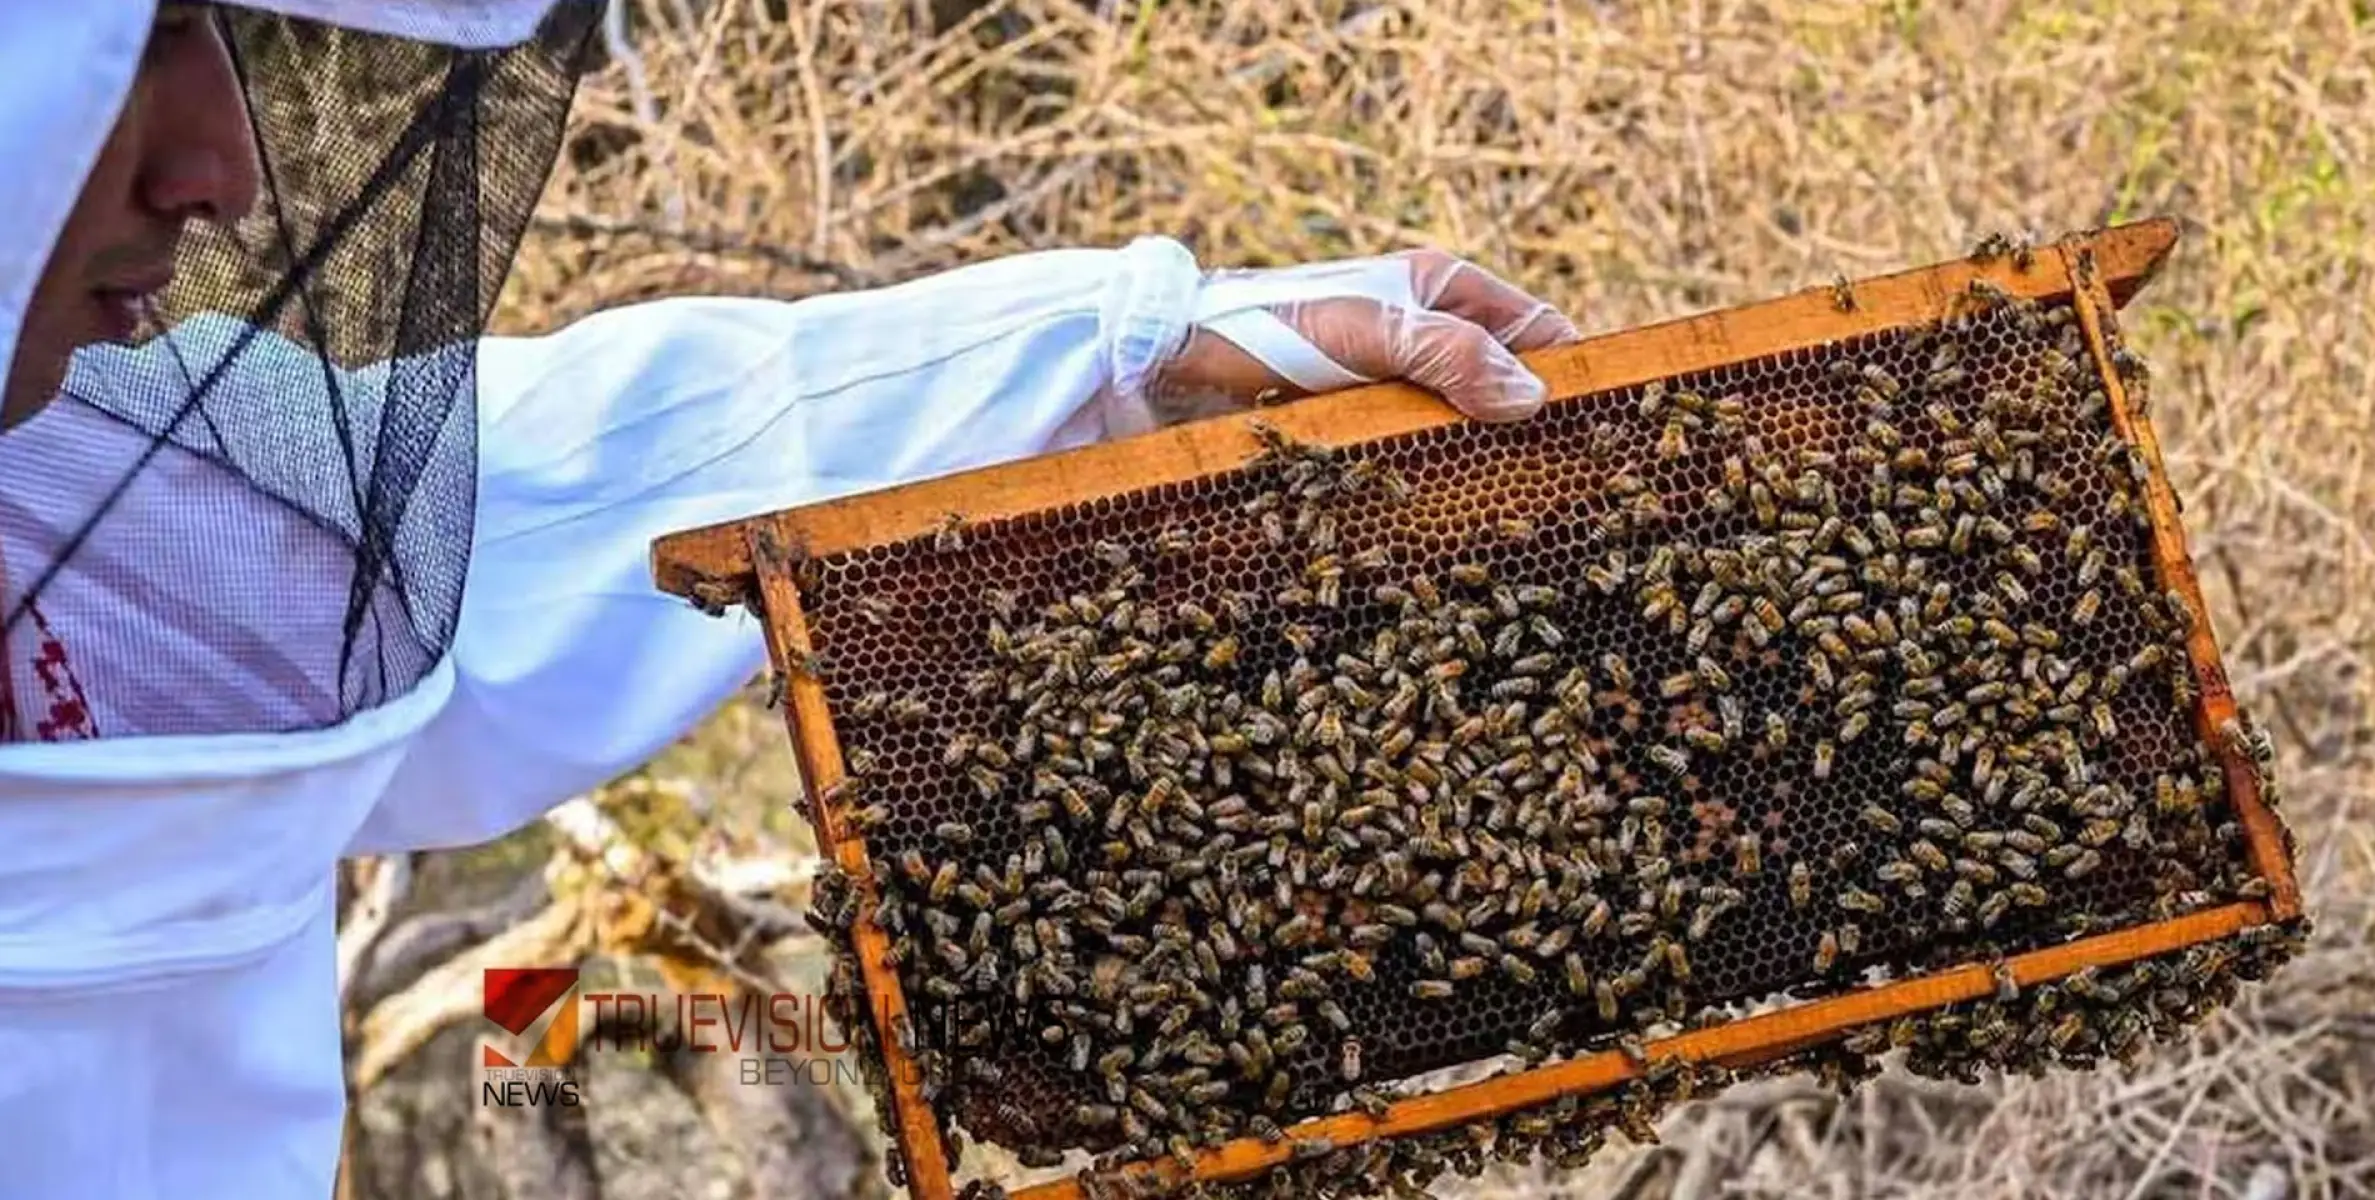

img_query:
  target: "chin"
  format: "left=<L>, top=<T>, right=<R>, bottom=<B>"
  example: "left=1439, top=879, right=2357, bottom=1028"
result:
left=0, top=360, right=68, bottom=430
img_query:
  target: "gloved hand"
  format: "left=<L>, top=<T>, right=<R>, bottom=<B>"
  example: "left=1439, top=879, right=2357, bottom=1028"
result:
left=1146, top=248, right=1580, bottom=425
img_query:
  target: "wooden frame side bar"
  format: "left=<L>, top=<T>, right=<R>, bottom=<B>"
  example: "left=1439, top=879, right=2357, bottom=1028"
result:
left=2061, top=251, right=2302, bottom=922
left=653, top=221, right=2180, bottom=601
left=744, top=522, right=957, bottom=1200
left=1012, top=901, right=2267, bottom=1200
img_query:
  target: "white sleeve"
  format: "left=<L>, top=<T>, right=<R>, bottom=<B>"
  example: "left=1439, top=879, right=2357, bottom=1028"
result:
left=348, top=236, right=1203, bottom=853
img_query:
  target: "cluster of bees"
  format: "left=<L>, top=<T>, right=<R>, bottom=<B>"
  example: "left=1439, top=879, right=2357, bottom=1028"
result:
left=789, top=263, right=2301, bottom=1198
left=1044, top=918, right=2302, bottom=1200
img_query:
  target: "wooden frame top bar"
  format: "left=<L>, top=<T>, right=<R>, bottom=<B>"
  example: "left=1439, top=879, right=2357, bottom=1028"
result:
left=650, top=220, right=2179, bottom=600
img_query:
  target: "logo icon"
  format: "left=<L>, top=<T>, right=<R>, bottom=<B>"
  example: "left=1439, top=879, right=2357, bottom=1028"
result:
left=482, top=967, right=580, bottom=1069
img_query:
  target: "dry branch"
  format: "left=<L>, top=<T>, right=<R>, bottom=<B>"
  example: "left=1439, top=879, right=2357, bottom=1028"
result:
left=336, top=854, right=412, bottom=1009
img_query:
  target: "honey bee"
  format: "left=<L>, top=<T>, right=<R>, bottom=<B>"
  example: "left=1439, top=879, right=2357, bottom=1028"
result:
left=1634, top=378, right=1672, bottom=419
left=931, top=511, right=967, bottom=552
left=1837, top=887, right=1884, bottom=914
left=2061, top=588, right=2103, bottom=626
left=1596, top=651, right=1634, bottom=689
left=1581, top=896, right=1615, bottom=940
left=1813, top=930, right=1841, bottom=973
left=967, top=762, right=1011, bottom=799
left=1831, top=274, right=1858, bottom=312
left=1995, top=572, right=2031, bottom=607
left=1407, top=978, right=1461, bottom=1003
left=1188, top=632, right=1246, bottom=672
left=1812, top=739, right=1840, bottom=780
left=2088, top=701, right=2118, bottom=741
left=1336, top=1037, right=1365, bottom=1083
left=1789, top=861, right=1813, bottom=909
left=1499, top=611, right=1542, bottom=661
left=2064, top=520, right=2095, bottom=561
left=1666, top=941, right=1693, bottom=982
left=1527, top=613, right=1566, bottom=648
left=1695, top=655, right=1734, bottom=694
left=1910, top=838, right=1951, bottom=873
left=1965, top=277, right=2013, bottom=308
left=1969, top=230, right=2016, bottom=262
left=1642, top=584, right=1681, bottom=626
left=1749, top=482, right=1779, bottom=526
left=1678, top=899, right=1718, bottom=941
left=1730, top=832, right=1763, bottom=878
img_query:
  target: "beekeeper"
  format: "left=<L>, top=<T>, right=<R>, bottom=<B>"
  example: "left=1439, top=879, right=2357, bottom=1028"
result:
left=0, top=1, right=1578, bottom=1195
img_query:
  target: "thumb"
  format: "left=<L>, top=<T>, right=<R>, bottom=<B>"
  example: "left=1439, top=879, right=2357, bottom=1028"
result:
left=1285, top=298, right=1548, bottom=422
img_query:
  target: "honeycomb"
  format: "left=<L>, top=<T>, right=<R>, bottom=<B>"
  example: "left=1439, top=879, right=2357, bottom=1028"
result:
left=793, top=293, right=2263, bottom=1166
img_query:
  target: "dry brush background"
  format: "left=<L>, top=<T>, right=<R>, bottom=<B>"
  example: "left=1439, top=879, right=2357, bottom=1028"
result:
left=335, top=2, right=2375, bottom=1197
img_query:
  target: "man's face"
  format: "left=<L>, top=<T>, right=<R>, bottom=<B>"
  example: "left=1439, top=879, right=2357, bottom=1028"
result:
left=2, top=3, right=261, bottom=428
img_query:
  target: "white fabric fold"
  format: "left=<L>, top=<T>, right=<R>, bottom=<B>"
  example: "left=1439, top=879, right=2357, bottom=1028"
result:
left=221, top=0, right=561, bottom=48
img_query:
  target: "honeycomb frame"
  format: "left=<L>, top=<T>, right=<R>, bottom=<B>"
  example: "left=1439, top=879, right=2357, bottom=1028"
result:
left=652, top=218, right=2301, bottom=1200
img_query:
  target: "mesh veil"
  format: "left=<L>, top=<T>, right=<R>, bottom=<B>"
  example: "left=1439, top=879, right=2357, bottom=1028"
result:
left=0, top=1, right=600, bottom=738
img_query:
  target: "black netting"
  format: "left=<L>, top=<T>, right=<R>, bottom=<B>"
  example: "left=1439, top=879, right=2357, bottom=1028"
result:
left=4, top=2, right=599, bottom=736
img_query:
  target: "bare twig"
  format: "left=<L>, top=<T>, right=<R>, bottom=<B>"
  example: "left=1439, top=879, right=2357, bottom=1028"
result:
left=336, top=853, right=413, bottom=1009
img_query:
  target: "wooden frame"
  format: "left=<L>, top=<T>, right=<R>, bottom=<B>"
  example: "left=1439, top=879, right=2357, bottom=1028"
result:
left=652, top=218, right=2299, bottom=1200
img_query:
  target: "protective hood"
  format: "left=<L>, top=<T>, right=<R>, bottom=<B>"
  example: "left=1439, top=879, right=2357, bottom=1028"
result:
left=0, top=0, right=596, bottom=741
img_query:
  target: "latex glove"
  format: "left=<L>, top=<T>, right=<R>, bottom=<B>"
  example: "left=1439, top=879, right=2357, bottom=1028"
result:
left=1145, top=248, right=1580, bottom=425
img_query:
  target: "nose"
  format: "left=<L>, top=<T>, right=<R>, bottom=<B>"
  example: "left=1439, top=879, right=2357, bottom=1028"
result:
left=135, top=11, right=262, bottom=226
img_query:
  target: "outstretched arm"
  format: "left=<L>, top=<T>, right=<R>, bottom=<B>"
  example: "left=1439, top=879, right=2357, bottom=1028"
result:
left=352, top=238, right=1575, bottom=853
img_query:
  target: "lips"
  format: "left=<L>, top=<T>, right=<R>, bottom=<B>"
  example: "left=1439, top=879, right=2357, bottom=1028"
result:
left=86, top=271, right=169, bottom=343
left=88, top=290, right=149, bottom=342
